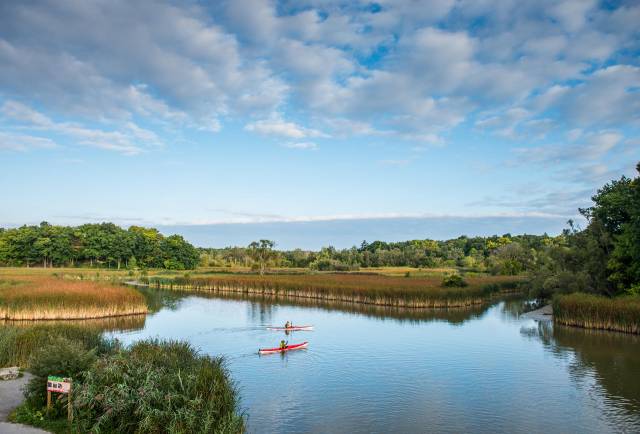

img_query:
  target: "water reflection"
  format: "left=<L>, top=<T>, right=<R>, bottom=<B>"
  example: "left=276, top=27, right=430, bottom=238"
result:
left=522, top=320, right=640, bottom=420
left=1, top=314, right=146, bottom=333
left=153, top=288, right=495, bottom=326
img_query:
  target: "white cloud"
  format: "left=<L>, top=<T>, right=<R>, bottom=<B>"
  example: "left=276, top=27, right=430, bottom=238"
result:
left=245, top=116, right=327, bottom=139
left=0, top=100, right=155, bottom=155
left=0, top=132, right=57, bottom=151
left=282, top=141, right=318, bottom=150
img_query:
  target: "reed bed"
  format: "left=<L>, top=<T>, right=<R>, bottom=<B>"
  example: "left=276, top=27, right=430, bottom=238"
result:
left=553, top=293, right=640, bottom=334
left=145, top=273, right=523, bottom=308
left=0, top=324, right=105, bottom=368
left=0, top=275, right=148, bottom=320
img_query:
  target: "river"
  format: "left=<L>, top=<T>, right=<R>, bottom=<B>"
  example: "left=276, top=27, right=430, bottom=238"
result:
left=107, top=289, right=640, bottom=433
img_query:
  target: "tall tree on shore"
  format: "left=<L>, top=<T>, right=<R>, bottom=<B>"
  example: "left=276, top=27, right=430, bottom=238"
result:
left=248, top=240, right=276, bottom=275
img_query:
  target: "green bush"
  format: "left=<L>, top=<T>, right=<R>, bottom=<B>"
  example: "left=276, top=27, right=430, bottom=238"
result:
left=73, top=339, right=244, bottom=434
left=25, top=336, right=102, bottom=408
left=441, top=273, right=468, bottom=288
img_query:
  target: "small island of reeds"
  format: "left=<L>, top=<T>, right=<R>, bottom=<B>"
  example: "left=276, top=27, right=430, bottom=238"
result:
left=144, top=273, right=523, bottom=308
left=553, top=293, right=640, bottom=334
left=0, top=274, right=147, bottom=321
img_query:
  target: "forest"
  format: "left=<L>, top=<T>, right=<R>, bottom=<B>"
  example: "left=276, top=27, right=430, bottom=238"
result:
left=0, top=222, right=199, bottom=270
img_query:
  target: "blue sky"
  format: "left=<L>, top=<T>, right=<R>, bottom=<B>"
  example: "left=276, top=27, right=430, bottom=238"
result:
left=0, top=0, right=638, bottom=247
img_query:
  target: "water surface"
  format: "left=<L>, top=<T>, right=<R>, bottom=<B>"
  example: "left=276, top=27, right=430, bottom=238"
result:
left=108, top=290, right=640, bottom=433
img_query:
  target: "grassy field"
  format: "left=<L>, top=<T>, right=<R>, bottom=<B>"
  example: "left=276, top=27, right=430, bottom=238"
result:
left=0, top=271, right=147, bottom=320
left=553, top=293, right=640, bottom=334
left=146, top=272, right=524, bottom=308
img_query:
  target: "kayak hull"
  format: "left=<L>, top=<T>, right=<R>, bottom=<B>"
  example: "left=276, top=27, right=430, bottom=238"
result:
left=267, top=325, right=314, bottom=331
left=259, top=342, right=308, bottom=355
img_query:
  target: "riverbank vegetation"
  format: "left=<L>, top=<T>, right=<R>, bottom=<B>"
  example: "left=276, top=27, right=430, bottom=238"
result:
left=145, top=273, right=523, bottom=308
left=553, top=294, right=640, bottom=334
left=3, top=325, right=243, bottom=433
left=528, top=163, right=640, bottom=333
left=0, top=274, right=147, bottom=320
left=0, top=222, right=199, bottom=269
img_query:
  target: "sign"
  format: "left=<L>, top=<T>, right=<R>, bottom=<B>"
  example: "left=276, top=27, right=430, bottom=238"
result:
left=47, top=376, right=71, bottom=394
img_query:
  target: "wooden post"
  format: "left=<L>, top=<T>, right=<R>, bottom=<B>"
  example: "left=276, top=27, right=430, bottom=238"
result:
left=46, top=391, right=52, bottom=412
left=67, top=380, right=73, bottom=423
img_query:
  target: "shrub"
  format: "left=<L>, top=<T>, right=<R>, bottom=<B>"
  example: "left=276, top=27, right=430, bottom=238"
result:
left=74, top=339, right=244, bottom=434
left=441, top=273, right=468, bottom=288
left=25, top=336, right=99, bottom=411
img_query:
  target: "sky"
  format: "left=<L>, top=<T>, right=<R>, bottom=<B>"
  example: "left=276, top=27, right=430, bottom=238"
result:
left=0, top=0, right=638, bottom=248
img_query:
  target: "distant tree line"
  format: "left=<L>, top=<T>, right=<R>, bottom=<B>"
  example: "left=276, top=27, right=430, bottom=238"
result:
left=0, top=222, right=199, bottom=270
left=199, top=233, right=555, bottom=275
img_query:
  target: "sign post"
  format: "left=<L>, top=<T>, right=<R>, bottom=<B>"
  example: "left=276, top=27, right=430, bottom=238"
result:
left=46, top=376, right=73, bottom=422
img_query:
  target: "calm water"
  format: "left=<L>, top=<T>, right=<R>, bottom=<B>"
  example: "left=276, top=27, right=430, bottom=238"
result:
left=107, top=290, right=640, bottom=434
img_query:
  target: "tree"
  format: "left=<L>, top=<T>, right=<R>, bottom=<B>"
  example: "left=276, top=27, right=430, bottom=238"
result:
left=248, top=240, right=276, bottom=275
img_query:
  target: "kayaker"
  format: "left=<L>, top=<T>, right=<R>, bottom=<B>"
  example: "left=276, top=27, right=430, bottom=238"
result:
left=280, top=340, right=287, bottom=350
left=285, top=321, right=291, bottom=328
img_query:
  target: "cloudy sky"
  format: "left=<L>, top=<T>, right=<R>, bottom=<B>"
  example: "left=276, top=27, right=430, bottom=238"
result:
left=0, top=0, right=638, bottom=245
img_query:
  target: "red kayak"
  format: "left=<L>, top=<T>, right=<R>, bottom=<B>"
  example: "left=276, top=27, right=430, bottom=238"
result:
left=259, top=341, right=308, bottom=355
left=267, top=325, right=314, bottom=331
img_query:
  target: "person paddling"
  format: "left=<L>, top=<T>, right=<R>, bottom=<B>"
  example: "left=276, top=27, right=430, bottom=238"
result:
left=280, top=340, right=288, bottom=350
left=285, top=321, right=291, bottom=329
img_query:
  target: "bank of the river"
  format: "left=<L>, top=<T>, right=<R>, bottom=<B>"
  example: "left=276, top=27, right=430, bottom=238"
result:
left=553, top=293, right=640, bottom=334
left=142, top=273, right=524, bottom=308
left=0, top=274, right=147, bottom=320
left=0, top=324, right=244, bottom=433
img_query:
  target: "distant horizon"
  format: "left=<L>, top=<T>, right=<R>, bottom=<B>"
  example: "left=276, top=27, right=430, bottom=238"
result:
left=157, top=215, right=575, bottom=250
left=0, top=215, right=576, bottom=251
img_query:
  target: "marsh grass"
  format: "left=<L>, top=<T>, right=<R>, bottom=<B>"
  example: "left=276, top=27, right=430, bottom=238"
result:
left=0, top=275, right=147, bottom=320
left=553, top=293, right=640, bottom=334
left=0, top=324, right=106, bottom=368
left=73, top=339, right=244, bottom=433
left=146, top=273, right=523, bottom=308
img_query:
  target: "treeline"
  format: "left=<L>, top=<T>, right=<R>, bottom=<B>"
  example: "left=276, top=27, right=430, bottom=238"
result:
left=0, top=222, right=199, bottom=270
left=199, top=233, right=556, bottom=275
left=529, top=163, right=640, bottom=298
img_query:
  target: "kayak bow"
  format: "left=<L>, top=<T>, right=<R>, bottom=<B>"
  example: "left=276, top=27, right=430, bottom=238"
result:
left=259, top=341, right=309, bottom=355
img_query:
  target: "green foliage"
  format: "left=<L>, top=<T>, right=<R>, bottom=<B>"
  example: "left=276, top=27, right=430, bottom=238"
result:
left=0, top=324, right=105, bottom=368
left=73, top=339, right=244, bottom=434
left=25, top=336, right=100, bottom=410
left=199, top=234, right=551, bottom=273
left=441, top=273, right=468, bottom=287
left=0, top=222, right=199, bottom=269
left=530, top=163, right=640, bottom=298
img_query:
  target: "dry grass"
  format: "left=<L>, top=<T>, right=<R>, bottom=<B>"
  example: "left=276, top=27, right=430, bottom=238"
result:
left=553, top=293, right=640, bottom=334
left=147, top=273, right=523, bottom=308
left=0, top=274, right=147, bottom=320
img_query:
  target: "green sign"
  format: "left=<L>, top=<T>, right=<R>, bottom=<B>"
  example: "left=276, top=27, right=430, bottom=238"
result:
left=47, top=376, right=71, bottom=393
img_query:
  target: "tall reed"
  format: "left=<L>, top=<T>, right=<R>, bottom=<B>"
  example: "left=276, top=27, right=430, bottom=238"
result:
left=145, top=273, right=523, bottom=308
left=0, top=324, right=105, bottom=368
left=0, top=276, right=147, bottom=320
left=553, top=293, right=640, bottom=334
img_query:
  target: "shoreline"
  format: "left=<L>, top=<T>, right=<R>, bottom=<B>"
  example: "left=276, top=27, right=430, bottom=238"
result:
left=131, top=279, right=523, bottom=309
left=521, top=304, right=553, bottom=321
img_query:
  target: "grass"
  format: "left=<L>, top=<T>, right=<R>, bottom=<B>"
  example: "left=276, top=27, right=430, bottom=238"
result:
left=7, top=334, right=244, bottom=434
left=0, top=274, right=147, bottom=320
left=553, top=293, right=640, bottom=334
left=145, top=272, right=524, bottom=308
left=0, top=324, right=105, bottom=368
